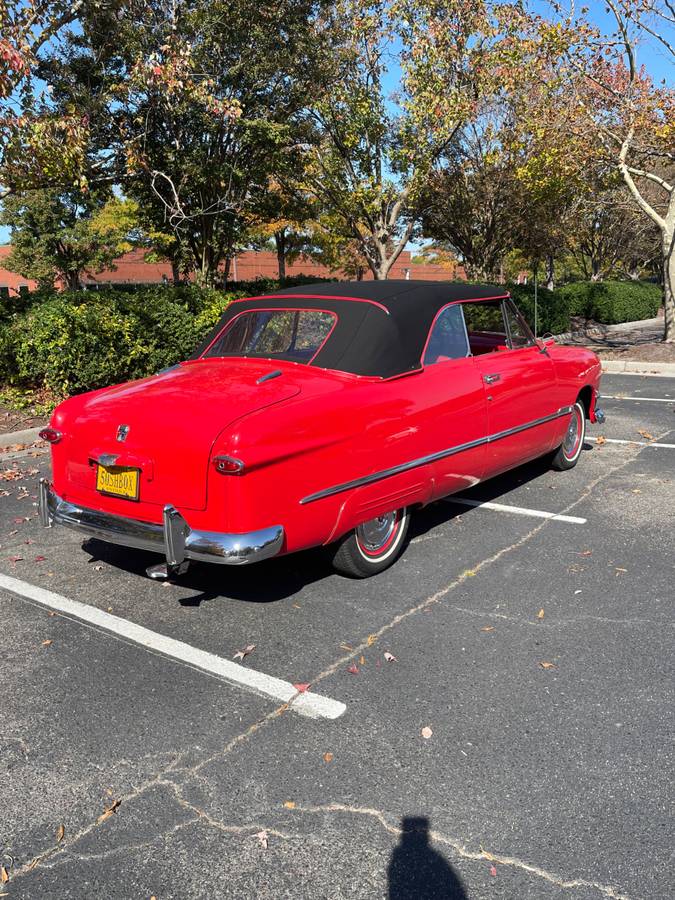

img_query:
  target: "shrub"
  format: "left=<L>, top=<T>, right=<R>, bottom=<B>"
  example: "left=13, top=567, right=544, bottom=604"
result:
left=0, top=286, right=249, bottom=395
left=557, top=281, right=662, bottom=325
left=507, top=283, right=571, bottom=336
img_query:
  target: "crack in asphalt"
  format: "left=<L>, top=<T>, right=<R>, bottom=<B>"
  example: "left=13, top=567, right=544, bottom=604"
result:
left=6, top=433, right=667, bottom=894
left=447, top=604, right=671, bottom=630
left=304, top=438, right=662, bottom=694
left=286, top=803, right=632, bottom=900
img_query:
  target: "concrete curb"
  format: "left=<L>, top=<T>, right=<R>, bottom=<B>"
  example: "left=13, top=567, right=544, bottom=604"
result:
left=0, top=426, right=43, bottom=448
left=601, top=360, right=675, bottom=377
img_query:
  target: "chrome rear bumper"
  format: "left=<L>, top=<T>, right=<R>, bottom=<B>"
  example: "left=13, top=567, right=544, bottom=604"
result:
left=38, top=479, right=284, bottom=567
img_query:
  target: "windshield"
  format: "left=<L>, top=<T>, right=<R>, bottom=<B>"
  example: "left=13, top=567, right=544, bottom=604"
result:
left=202, top=308, right=336, bottom=364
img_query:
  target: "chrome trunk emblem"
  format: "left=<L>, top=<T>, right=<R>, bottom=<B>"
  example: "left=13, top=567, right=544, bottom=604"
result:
left=116, top=424, right=130, bottom=442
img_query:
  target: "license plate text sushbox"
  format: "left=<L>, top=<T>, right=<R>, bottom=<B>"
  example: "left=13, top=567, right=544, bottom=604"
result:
left=96, top=464, right=140, bottom=500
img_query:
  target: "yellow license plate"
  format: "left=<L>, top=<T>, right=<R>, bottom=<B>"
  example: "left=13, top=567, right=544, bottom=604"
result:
left=96, top=464, right=140, bottom=500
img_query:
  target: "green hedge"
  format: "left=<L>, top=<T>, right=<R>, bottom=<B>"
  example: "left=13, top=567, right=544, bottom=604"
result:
left=0, top=286, right=247, bottom=395
left=557, top=281, right=661, bottom=325
left=0, top=277, right=335, bottom=395
left=507, top=283, right=570, bottom=336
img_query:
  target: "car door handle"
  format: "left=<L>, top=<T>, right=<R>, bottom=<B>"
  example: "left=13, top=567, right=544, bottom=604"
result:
left=483, top=373, right=501, bottom=384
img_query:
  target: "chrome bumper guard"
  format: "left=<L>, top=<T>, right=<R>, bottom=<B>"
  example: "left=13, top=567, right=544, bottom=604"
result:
left=38, top=479, right=284, bottom=567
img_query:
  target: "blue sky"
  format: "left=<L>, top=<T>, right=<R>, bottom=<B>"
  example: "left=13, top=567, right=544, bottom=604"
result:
left=1, top=3, right=673, bottom=246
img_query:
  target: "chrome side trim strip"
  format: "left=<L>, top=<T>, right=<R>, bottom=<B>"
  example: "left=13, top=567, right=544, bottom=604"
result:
left=300, top=406, right=573, bottom=505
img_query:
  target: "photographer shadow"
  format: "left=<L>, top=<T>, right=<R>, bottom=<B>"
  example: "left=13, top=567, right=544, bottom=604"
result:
left=387, top=817, right=468, bottom=900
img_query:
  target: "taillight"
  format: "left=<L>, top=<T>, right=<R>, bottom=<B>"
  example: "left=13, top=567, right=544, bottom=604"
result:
left=39, top=428, right=62, bottom=444
left=212, top=455, right=244, bottom=475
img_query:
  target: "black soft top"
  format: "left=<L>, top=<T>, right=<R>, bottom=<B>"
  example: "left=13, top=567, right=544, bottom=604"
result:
left=192, top=281, right=509, bottom=378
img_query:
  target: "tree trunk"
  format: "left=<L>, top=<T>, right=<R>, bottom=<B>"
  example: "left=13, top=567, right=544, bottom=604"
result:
left=65, top=270, right=81, bottom=291
left=171, top=258, right=180, bottom=286
left=275, top=230, right=286, bottom=281
left=545, top=254, right=555, bottom=291
left=664, top=229, right=674, bottom=343
left=222, top=256, right=231, bottom=289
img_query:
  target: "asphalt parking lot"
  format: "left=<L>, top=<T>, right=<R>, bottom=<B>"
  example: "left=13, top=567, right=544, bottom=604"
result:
left=1, top=372, right=673, bottom=900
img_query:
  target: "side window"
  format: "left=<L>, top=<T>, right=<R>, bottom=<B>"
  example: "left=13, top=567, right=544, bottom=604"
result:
left=504, top=300, right=535, bottom=348
left=461, top=300, right=508, bottom=355
left=423, top=304, right=469, bottom=365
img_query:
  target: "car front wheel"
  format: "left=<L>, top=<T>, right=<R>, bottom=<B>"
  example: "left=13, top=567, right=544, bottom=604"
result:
left=330, top=508, right=410, bottom=578
left=551, top=401, right=586, bottom=470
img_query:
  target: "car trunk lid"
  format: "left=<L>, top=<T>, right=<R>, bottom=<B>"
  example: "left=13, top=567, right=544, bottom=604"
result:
left=63, top=360, right=301, bottom=510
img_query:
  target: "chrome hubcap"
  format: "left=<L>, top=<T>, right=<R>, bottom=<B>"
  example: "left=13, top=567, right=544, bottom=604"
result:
left=563, top=409, right=581, bottom=457
left=357, top=512, right=398, bottom=553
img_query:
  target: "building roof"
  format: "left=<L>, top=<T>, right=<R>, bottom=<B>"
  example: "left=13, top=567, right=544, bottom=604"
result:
left=193, top=281, right=509, bottom=378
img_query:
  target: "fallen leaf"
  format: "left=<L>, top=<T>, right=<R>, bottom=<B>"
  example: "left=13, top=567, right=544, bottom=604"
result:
left=12, top=517, right=24, bottom=524
left=34, top=555, right=47, bottom=562
left=9, top=555, right=23, bottom=562
left=292, top=603, right=301, bottom=609
left=41, top=639, right=52, bottom=647
left=47, top=611, right=56, bottom=617
left=283, top=801, right=296, bottom=809
left=580, top=549, right=593, bottom=557
left=615, top=567, right=628, bottom=573
left=638, top=429, right=654, bottom=440
left=323, top=752, right=334, bottom=763
left=462, top=568, right=477, bottom=577
left=421, top=726, right=433, bottom=740
left=255, top=829, right=268, bottom=849
left=340, top=643, right=353, bottom=651
left=596, top=435, right=606, bottom=445
left=537, top=608, right=545, bottom=620
left=0, top=867, right=8, bottom=884
left=480, top=625, right=495, bottom=633
left=489, top=864, right=497, bottom=877
left=56, top=824, right=65, bottom=842
left=539, top=661, right=556, bottom=670
left=293, top=682, right=310, bottom=693
left=97, top=799, right=121, bottom=824
left=631, top=489, right=641, bottom=494
left=366, top=634, right=377, bottom=646
left=383, top=651, right=397, bottom=662
left=233, top=643, right=256, bottom=661
left=359, top=655, right=365, bottom=665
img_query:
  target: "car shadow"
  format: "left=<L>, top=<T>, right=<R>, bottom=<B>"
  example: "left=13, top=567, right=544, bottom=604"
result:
left=387, top=817, right=467, bottom=899
left=82, top=450, right=592, bottom=605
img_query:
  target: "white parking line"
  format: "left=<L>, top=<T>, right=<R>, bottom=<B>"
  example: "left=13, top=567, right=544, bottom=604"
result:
left=589, top=436, right=675, bottom=449
left=603, top=395, right=674, bottom=403
left=0, top=573, right=346, bottom=721
left=445, top=497, right=587, bottom=524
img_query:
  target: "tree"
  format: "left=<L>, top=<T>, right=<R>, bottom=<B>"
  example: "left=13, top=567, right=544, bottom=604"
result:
left=0, top=0, right=89, bottom=198
left=247, top=179, right=314, bottom=280
left=423, top=117, right=520, bottom=281
left=0, top=191, right=138, bottom=289
left=51, top=0, right=328, bottom=286
left=305, top=212, right=372, bottom=280
left=299, top=0, right=528, bottom=279
left=530, top=1, right=675, bottom=339
left=566, top=183, right=661, bottom=282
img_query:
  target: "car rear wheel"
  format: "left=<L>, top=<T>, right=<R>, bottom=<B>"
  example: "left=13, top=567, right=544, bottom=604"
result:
left=330, top=508, right=410, bottom=578
left=551, top=401, right=586, bottom=470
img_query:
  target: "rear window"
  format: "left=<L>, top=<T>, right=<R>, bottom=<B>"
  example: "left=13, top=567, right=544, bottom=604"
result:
left=203, top=309, right=336, bottom=364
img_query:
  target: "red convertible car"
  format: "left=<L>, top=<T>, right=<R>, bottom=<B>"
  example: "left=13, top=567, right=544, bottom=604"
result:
left=38, top=282, right=604, bottom=579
